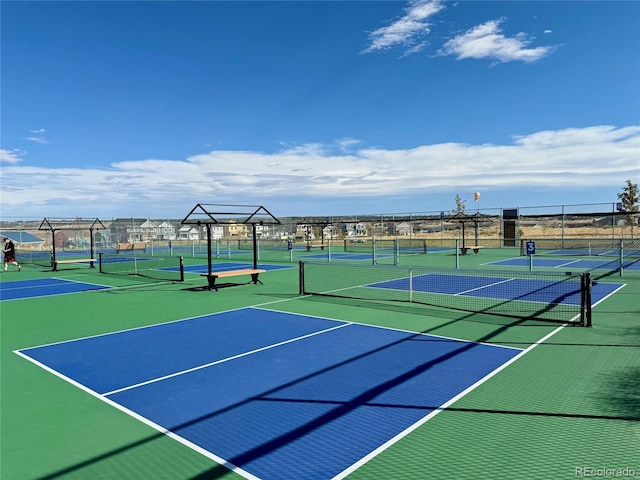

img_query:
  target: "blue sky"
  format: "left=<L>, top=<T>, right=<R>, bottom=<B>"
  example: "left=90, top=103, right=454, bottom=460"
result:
left=1, top=0, right=639, bottom=220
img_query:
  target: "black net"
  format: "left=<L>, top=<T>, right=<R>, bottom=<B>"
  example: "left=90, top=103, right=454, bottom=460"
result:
left=99, top=254, right=184, bottom=282
left=299, top=261, right=590, bottom=325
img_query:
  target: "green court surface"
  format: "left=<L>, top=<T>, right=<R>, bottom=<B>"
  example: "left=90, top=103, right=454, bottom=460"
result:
left=1, top=246, right=638, bottom=479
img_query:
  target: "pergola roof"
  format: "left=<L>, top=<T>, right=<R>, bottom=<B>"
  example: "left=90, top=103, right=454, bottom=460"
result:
left=38, top=218, right=106, bottom=231
left=447, top=211, right=494, bottom=223
left=181, top=204, right=280, bottom=226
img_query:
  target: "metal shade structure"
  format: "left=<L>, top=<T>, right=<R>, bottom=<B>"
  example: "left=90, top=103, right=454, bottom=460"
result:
left=447, top=211, right=494, bottom=248
left=294, top=217, right=334, bottom=250
left=181, top=204, right=281, bottom=273
left=38, top=217, right=106, bottom=265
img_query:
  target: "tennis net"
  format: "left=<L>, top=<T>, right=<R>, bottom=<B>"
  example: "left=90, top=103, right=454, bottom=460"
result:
left=15, top=249, right=53, bottom=267
left=98, top=254, right=184, bottom=282
left=299, top=261, right=592, bottom=326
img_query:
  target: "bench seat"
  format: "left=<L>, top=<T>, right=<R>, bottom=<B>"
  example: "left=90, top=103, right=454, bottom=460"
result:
left=52, top=258, right=97, bottom=271
left=200, top=268, right=266, bottom=291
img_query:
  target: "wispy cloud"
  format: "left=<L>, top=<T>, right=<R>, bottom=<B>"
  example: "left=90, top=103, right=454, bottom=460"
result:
left=364, top=2, right=556, bottom=64
left=1, top=125, right=637, bottom=218
left=363, top=0, right=445, bottom=55
left=29, top=128, right=47, bottom=134
left=22, top=136, right=49, bottom=145
left=0, top=149, right=23, bottom=164
left=439, top=19, right=555, bottom=64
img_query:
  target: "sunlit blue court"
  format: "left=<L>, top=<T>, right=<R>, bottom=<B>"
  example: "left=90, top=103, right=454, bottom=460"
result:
left=18, top=308, right=522, bottom=480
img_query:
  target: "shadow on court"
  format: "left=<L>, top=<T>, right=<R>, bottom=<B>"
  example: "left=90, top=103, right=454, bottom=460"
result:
left=32, top=308, right=639, bottom=480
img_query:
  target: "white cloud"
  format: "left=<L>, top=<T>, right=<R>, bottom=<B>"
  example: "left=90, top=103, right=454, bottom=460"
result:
left=363, top=0, right=445, bottom=55
left=22, top=136, right=49, bottom=144
left=0, top=125, right=638, bottom=218
left=439, top=19, right=555, bottom=63
left=0, top=149, right=23, bottom=164
left=29, top=128, right=47, bottom=134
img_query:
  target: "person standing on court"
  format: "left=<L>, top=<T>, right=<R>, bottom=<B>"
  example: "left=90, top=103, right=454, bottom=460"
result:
left=3, top=237, right=21, bottom=272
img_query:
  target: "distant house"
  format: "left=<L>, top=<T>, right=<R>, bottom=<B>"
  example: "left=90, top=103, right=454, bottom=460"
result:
left=344, top=222, right=367, bottom=237
left=322, top=224, right=339, bottom=240
left=156, top=221, right=177, bottom=240
left=179, top=225, right=224, bottom=240
left=108, top=218, right=147, bottom=244
left=227, top=223, right=248, bottom=238
left=395, top=222, right=413, bottom=236
left=295, top=224, right=315, bottom=240
left=178, top=226, right=200, bottom=241
left=254, top=224, right=270, bottom=238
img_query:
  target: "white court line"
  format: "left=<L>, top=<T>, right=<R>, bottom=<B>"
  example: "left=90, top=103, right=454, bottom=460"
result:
left=455, top=277, right=516, bottom=295
left=15, top=305, right=270, bottom=351
left=0, top=277, right=110, bottom=302
left=252, top=306, right=525, bottom=352
left=554, top=259, right=581, bottom=268
left=592, top=283, right=626, bottom=308
left=333, top=323, right=568, bottom=480
left=13, top=348, right=261, bottom=480
left=102, top=322, right=352, bottom=396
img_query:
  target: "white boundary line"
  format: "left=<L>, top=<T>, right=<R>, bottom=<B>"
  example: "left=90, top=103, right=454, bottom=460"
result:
left=0, top=277, right=110, bottom=302
left=13, top=349, right=261, bottom=480
left=332, top=323, right=568, bottom=480
left=592, top=283, right=626, bottom=308
left=13, top=283, right=619, bottom=480
left=252, top=306, right=524, bottom=351
left=14, top=305, right=257, bottom=351
left=103, top=322, right=352, bottom=396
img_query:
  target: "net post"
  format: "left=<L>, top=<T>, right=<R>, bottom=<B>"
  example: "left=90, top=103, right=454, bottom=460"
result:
left=98, top=252, right=103, bottom=273
left=619, top=239, right=624, bottom=277
left=455, top=239, right=460, bottom=269
left=372, top=238, right=377, bottom=265
left=298, top=261, right=305, bottom=294
left=581, top=272, right=592, bottom=327
left=394, top=239, right=400, bottom=266
left=179, top=256, right=184, bottom=282
left=408, top=268, right=413, bottom=303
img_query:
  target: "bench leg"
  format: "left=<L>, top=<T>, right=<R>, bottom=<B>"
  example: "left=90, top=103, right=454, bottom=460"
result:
left=207, top=276, right=218, bottom=291
left=460, top=248, right=468, bottom=255
left=473, top=248, right=479, bottom=254
left=250, top=273, right=263, bottom=285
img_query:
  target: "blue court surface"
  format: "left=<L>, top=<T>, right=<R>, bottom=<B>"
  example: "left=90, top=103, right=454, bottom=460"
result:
left=182, top=262, right=294, bottom=274
left=0, top=278, right=108, bottom=301
left=369, top=273, right=623, bottom=306
left=17, top=308, right=522, bottom=480
left=488, top=257, right=640, bottom=271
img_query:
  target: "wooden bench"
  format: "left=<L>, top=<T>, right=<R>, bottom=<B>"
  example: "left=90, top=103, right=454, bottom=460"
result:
left=459, top=246, right=484, bottom=255
left=200, top=268, right=266, bottom=291
left=52, top=258, right=97, bottom=271
left=116, top=242, right=147, bottom=253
